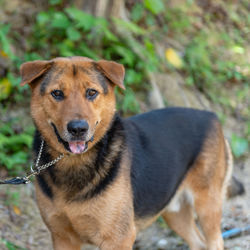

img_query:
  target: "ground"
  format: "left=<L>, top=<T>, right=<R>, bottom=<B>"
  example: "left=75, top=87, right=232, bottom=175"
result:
left=0, top=156, right=249, bottom=250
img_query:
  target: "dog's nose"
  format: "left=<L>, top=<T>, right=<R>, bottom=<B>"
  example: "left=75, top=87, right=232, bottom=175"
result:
left=67, top=120, right=89, bottom=137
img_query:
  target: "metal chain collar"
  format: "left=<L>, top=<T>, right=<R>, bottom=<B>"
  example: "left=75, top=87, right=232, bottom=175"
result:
left=0, top=139, right=64, bottom=185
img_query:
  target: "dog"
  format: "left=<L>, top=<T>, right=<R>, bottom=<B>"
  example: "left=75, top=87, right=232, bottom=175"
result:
left=20, top=56, right=233, bottom=250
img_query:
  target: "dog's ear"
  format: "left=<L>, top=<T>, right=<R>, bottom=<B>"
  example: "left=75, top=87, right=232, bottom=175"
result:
left=96, top=60, right=125, bottom=90
left=20, top=60, right=53, bottom=86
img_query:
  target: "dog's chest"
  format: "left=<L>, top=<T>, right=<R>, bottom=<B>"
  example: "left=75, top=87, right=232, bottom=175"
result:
left=36, top=172, right=133, bottom=245
left=45, top=196, right=103, bottom=243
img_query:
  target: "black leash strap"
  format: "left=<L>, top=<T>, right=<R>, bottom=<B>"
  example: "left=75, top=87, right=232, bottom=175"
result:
left=0, top=177, right=29, bottom=185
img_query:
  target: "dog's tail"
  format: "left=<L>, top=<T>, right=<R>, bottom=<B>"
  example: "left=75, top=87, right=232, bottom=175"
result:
left=224, top=139, right=245, bottom=199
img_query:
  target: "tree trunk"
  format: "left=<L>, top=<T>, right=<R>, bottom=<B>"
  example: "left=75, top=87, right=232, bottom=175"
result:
left=74, top=0, right=127, bottom=19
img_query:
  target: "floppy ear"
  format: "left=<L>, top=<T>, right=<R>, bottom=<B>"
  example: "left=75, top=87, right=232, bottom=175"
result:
left=20, top=60, right=53, bottom=86
left=96, top=60, right=125, bottom=90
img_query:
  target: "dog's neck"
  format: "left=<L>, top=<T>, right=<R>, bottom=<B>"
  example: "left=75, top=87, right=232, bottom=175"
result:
left=33, top=114, right=126, bottom=201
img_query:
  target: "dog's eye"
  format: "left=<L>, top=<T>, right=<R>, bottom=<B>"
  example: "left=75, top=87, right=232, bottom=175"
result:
left=86, top=89, right=98, bottom=100
left=51, top=90, right=64, bottom=101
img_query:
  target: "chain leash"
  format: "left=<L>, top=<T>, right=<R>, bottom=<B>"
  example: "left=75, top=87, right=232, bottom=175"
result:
left=0, top=140, right=64, bottom=185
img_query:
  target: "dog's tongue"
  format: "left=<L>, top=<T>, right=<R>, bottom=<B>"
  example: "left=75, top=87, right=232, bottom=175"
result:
left=69, top=141, right=86, bottom=154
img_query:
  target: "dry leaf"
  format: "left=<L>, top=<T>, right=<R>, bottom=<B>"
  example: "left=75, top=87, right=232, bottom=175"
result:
left=165, top=48, right=183, bottom=69
left=13, top=205, right=21, bottom=216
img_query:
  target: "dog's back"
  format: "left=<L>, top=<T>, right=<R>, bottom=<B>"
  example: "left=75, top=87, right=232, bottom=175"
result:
left=124, top=108, right=219, bottom=217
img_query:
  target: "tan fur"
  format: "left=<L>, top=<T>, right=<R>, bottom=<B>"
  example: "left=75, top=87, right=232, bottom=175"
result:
left=22, top=57, right=231, bottom=250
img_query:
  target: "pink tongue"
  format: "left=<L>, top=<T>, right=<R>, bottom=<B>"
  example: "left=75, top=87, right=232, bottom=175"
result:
left=69, top=141, right=86, bottom=154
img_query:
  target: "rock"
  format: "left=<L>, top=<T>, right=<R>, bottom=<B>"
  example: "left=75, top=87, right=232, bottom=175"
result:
left=157, top=238, right=168, bottom=249
left=148, top=73, right=165, bottom=109
left=149, top=72, right=211, bottom=110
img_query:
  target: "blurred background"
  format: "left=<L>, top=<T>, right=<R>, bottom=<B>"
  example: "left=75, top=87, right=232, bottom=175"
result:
left=0, top=0, right=249, bottom=249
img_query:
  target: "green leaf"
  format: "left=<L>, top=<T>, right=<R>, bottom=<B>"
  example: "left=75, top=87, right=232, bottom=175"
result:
left=0, top=123, right=14, bottom=135
left=51, top=12, right=71, bottom=29
left=125, top=69, right=142, bottom=85
left=103, top=29, right=118, bottom=42
left=122, top=88, right=140, bottom=113
left=231, top=134, right=249, bottom=158
left=57, top=39, right=75, bottom=57
left=66, top=27, right=81, bottom=41
left=0, top=151, right=28, bottom=171
left=113, top=18, right=146, bottom=35
left=0, top=78, right=12, bottom=100
left=131, top=3, right=144, bottom=22
left=7, top=72, right=21, bottom=88
left=37, top=12, right=50, bottom=25
left=0, top=24, right=16, bottom=60
left=0, top=238, right=26, bottom=250
left=94, top=18, right=118, bottom=42
left=112, top=45, right=135, bottom=66
left=145, top=13, right=156, bottom=26
left=65, top=7, right=95, bottom=31
left=49, top=0, right=62, bottom=5
left=79, top=42, right=99, bottom=60
left=144, top=0, right=164, bottom=15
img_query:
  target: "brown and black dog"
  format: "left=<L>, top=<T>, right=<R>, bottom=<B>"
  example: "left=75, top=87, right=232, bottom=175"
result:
left=20, top=56, right=233, bottom=250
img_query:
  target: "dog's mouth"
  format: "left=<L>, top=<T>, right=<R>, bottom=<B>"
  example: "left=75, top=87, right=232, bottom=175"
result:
left=68, top=141, right=87, bottom=154
left=51, top=123, right=92, bottom=154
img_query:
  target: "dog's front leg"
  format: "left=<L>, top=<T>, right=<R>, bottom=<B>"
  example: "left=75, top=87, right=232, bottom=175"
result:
left=52, top=233, right=82, bottom=250
left=100, top=226, right=136, bottom=250
left=100, top=236, right=135, bottom=250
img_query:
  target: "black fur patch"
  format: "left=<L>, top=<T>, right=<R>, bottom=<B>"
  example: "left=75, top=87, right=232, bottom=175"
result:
left=51, top=122, right=70, bottom=152
left=37, top=174, right=53, bottom=199
left=40, top=67, right=64, bottom=95
left=72, top=64, right=77, bottom=76
left=92, top=63, right=108, bottom=94
left=78, top=66, right=92, bottom=75
left=40, top=69, right=54, bottom=95
left=89, top=150, right=122, bottom=199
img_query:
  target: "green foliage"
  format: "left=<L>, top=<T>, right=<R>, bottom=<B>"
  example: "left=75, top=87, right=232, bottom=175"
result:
left=0, top=24, right=16, bottom=61
left=230, top=133, right=249, bottom=158
left=131, top=3, right=145, bottom=22
left=0, top=120, right=34, bottom=175
left=4, top=189, right=20, bottom=207
left=49, top=0, right=62, bottom=5
left=144, top=0, right=164, bottom=15
left=164, top=7, right=191, bottom=33
left=0, top=238, right=26, bottom=250
left=183, top=32, right=248, bottom=96
left=0, top=23, right=28, bottom=102
left=184, top=33, right=214, bottom=87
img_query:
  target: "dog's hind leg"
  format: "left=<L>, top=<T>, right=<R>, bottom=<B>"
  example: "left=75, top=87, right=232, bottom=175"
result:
left=163, top=191, right=206, bottom=250
left=190, top=136, right=229, bottom=250
left=194, top=188, right=224, bottom=250
left=192, top=162, right=226, bottom=250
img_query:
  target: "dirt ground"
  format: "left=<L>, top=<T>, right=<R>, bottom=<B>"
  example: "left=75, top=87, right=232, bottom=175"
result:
left=0, top=156, right=249, bottom=250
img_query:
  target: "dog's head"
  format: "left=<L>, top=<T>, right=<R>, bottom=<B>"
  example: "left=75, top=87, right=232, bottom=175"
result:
left=20, top=56, right=125, bottom=154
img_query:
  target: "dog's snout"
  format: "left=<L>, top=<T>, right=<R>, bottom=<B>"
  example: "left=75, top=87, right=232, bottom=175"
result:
left=67, top=120, right=89, bottom=137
